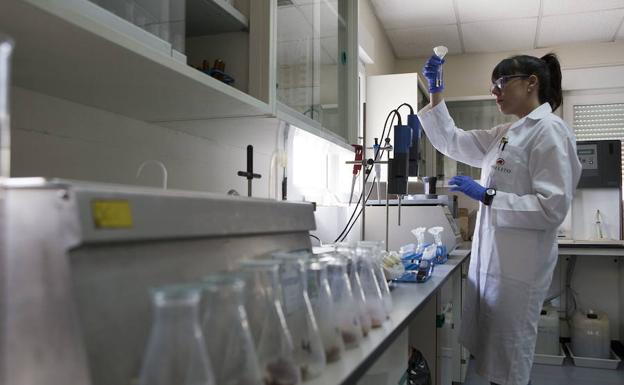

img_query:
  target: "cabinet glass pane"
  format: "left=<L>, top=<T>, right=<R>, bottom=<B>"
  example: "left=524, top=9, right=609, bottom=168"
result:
left=277, top=0, right=348, bottom=138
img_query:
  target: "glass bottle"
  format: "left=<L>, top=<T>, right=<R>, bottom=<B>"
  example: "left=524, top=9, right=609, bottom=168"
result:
left=319, top=254, right=363, bottom=349
left=306, top=257, right=344, bottom=362
left=139, top=284, right=215, bottom=385
left=335, top=242, right=372, bottom=337
left=239, top=259, right=301, bottom=385
left=354, top=245, right=386, bottom=328
left=200, top=274, right=264, bottom=385
left=357, top=241, right=393, bottom=318
left=272, top=251, right=326, bottom=381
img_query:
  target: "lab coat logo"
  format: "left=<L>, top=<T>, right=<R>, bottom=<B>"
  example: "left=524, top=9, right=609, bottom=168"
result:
left=496, top=158, right=505, bottom=165
left=492, top=158, right=512, bottom=174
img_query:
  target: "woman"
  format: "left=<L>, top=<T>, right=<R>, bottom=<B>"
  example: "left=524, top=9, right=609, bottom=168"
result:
left=418, top=53, right=581, bottom=385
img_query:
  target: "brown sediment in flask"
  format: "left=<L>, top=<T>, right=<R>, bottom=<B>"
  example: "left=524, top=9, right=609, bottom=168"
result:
left=264, top=358, right=299, bottom=385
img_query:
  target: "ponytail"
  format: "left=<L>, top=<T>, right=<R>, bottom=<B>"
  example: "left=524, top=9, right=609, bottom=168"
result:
left=540, top=53, right=562, bottom=111
left=492, top=52, right=563, bottom=111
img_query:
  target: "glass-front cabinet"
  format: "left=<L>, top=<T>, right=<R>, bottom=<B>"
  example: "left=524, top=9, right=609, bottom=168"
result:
left=276, top=0, right=357, bottom=143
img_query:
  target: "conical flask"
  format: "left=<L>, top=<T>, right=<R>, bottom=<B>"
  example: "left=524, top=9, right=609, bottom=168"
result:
left=306, top=257, right=344, bottom=362
left=200, top=274, right=264, bottom=385
left=239, top=259, right=301, bottom=385
left=272, top=251, right=326, bottom=381
left=139, top=285, right=215, bottom=385
left=354, top=245, right=386, bottom=328
left=335, top=242, right=372, bottom=336
left=319, top=254, right=362, bottom=349
left=357, top=241, right=393, bottom=318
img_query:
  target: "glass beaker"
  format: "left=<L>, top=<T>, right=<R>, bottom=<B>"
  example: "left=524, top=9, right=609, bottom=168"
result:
left=357, top=241, right=393, bottom=318
left=306, top=258, right=344, bottom=362
left=139, top=285, right=215, bottom=385
left=0, top=35, right=14, bottom=178
left=200, top=274, right=264, bottom=385
left=272, top=251, right=326, bottom=381
left=319, top=254, right=363, bottom=349
left=354, top=246, right=386, bottom=328
left=335, top=242, right=372, bottom=337
left=239, top=259, right=301, bottom=385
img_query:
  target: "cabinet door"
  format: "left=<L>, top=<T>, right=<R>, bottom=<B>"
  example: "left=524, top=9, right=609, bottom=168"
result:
left=276, top=0, right=355, bottom=142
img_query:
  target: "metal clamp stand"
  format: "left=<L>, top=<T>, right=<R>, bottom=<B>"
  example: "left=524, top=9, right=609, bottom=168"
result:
left=237, top=145, right=262, bottom=197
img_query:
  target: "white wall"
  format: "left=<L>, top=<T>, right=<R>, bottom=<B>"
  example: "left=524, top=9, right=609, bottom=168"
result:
left=359, top=0, right=395, bottom=76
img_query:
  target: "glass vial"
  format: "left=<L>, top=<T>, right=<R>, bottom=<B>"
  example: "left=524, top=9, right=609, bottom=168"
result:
left=273, top=251, right=326, bottom=381
left=357, top=241, right=393, bottom=318
left=239, top=259, right=301, bottom=385
left=139, top=285, right=215, bottom=385
left=200, top=274, right=264, bottom=385
left=306, top=258, right=344, bottom=362
left=319, top=254, right=363, bottom=349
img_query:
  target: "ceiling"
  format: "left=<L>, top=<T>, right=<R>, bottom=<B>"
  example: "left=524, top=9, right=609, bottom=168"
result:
left=370, top=0, right=624, bottom=58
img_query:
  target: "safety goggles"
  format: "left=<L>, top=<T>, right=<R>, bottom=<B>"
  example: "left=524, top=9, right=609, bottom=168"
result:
left=490, top=74, right=530, bottom=94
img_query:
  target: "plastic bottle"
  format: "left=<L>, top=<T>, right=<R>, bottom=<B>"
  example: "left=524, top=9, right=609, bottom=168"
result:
left=535, top=308, right=560, bottom=356
left=239, top=259, right=301, bottom=385
left=572, top=309, right=611, bottom=359
left=411, top=227, right=427, bottom=257
left=139, top=285, right=215, bottom=385
left=428, top=226, right=448, bottom=264
left=200, top=274, right=264, bottom=385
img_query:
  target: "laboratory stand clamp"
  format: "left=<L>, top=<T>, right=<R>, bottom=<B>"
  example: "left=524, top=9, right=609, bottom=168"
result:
left=341, top=102, right=426, bottom=249
left=237, top=144, right=262, bottom=197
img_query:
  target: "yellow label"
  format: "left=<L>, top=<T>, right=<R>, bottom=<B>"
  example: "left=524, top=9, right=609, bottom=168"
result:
left=91, top=200, right=133, bottom=229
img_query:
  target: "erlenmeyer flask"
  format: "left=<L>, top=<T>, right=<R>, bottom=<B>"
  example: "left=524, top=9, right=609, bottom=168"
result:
left=139, top=285, right=215, bottom=385
left=273, top=251, right=326, bottom=381
left=306, top=258, right=344, bottom=362
left=239, top=259, right=301, bottom=385
left=200, top=274, right=264, bottom=385
left=335, top=242, right=371, bottom=337
left=319, top=254, right=362, bottom=349
left=354, top=245, right=386, bottom=328
left=357, top=241, right=393, bottom=318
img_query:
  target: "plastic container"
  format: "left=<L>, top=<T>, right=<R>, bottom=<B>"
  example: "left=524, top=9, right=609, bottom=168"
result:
left=200, top=274, right=264, bottom=385
left=273, top=251, right=326, bottom=381
left=139, top=285, right=215, bottom=385
left=321, top=254, right=363, bottom=349
left=306, top=258, right=344, bottom=362
left=535, top=308, right=560, bottom=356
left=571, top=309, right=611, bottom=359
left=566, top=343, right=621, bottom=370
left=533, top=345, right=566, bottom=366
left=239, top=259, right=301, bottom=385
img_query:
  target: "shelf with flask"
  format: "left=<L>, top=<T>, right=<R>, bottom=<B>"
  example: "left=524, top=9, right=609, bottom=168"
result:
left=0, top=0, right=270, bottom=122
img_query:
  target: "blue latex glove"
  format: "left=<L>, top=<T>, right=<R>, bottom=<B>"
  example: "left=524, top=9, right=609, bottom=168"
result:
left=422, top=55, right=445, bottom=93
left=449, top=175, right=486, bottom=203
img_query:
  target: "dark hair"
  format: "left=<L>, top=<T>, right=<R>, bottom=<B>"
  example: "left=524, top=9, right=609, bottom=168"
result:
left=491, top=53, right=563, bottom=111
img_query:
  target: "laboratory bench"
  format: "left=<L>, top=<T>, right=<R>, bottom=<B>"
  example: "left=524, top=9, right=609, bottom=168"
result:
left=307, top=246, right=472, bottom=385
left=558, top=239, right=624, bottom=257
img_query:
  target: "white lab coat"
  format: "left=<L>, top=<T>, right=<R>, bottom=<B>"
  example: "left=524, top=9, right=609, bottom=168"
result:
left=418, top=101, right=581, bottom=385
